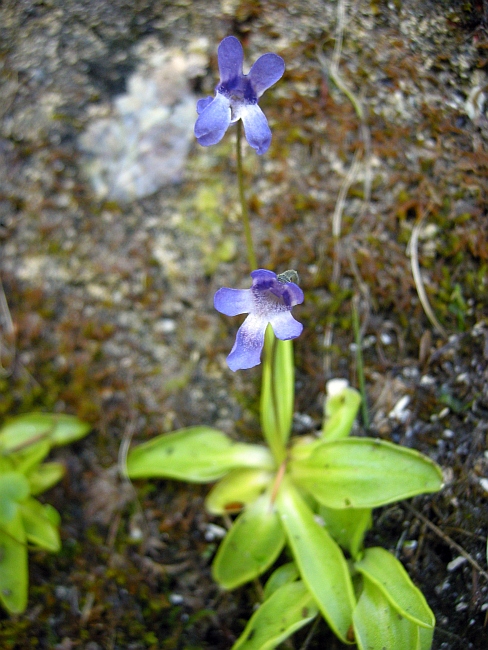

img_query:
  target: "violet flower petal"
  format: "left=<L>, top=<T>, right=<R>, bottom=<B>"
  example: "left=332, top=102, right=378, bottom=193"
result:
left=227, top=314, right=267, bottom=371
left=249, top=53, right=285, bottom=98
left=269, top=311, right=303, bottom=340
left=250, top=268, right=277, bottom=286
left=272, top=282, right=304, bottom=308
left=196, top=96, right=214, bottom=114
left=240, top=104, right=272, bottom=155
left=194, top=93, right=231, bottom=146
left=214, top=287, right=254, bottom=317
left=218, top=36, right=244, bottom=84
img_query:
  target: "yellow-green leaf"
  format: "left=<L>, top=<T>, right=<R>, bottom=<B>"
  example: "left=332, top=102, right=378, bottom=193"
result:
left=353, top=577, right=426, bottom=650
left=232, top=580, right=318, bottom=650
left=322, top=381, right=361, bottom=440
left=127, top=427, right=274, bottom=482
left=20, top=498, right=61, bottom=552
left=212, top=492, right=285, bottom=590
left=290, top=438, right=443, bottom=508
left=355, top=547, right=435, bottom=629
left=0, top=413, right=90, bottom=451
left=0, top=472, right=30, bottom=525
left=262, top=562, right=299, bottom=601
left=275, top=477, right=355, bottom=644
left=0, top=511, right=28, bottom=614
left=9, top=441, right=50, bottom=476
left=205, top=468, right=273, bottom=515
left=27, top=462, right=65, bottom=496
left=319, top=505, right=372, bottom=559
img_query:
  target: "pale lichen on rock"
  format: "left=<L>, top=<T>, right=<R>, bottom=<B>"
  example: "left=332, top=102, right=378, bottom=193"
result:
left=79, top=37, right=208, bottom=202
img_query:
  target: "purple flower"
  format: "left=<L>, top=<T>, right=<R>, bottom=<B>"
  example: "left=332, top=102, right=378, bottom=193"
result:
left=214, top=269, right=304, bottom=372
left=194, top=36, right=285, bottom=155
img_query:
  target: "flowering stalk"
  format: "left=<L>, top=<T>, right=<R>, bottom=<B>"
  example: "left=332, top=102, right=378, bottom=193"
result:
left=260, top=327, right=294, bottom=464
left=236, top=120, right=257, bottom=270
left=194, top=35, right=284, bottom=272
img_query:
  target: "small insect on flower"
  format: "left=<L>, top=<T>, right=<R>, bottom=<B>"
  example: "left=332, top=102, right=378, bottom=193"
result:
left=277, top=270, right=299, bottom=284
left=214, top=269, right=303, bottom=371
left=194, top=36, right=285, bottom=155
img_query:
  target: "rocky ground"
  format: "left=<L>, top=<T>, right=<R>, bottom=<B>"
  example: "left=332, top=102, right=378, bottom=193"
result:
left=0, top=0, right=487, bottom=648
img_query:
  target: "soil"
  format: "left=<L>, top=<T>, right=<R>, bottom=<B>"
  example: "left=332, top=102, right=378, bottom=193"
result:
left=0, top=1, right=487, bottom=649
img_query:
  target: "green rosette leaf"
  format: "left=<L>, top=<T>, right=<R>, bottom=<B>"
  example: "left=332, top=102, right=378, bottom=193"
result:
left=127, top=427, right=274, bottom=482
left=353, top=577, right=431, bottom=650
left=205, top=468, right=274, bottom=515
left=290, top=438, right=443, bottom=508
left=212, top=492, right=285, bottom=589
left=9, top=441, right=50, bottom=476
left=20, top=498, right=61, bottom=552
left=27, top=461, right=65, bottom=496
left=0, top=472, right=30, bottom=525
left=275, top=477, right=355, bottom=644
left=319, top=505, right=372, bottom=559
left=354, top=547, right=435, bottom=629
left=263, top=562, right=299, bottom=601
left=232, top=580, right=318, bottom=650
left=0, top=413, right=90, bottom=451
left=0, top=510, right=28, bottom=614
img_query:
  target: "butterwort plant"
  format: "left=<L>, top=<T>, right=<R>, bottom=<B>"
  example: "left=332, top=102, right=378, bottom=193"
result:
left=127, top=361, right=442, bottom=649
left=0, top=412, right=91, bottom=613
left=125, top=36, right=444, bottom=650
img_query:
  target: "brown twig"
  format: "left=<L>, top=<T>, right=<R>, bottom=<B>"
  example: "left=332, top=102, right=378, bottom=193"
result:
left=408, top=206, right=447, bottom=338
left=404, top=502, right=488, bottom=582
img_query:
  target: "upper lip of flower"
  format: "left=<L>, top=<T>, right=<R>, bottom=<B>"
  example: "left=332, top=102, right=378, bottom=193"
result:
left=194, top=36, right=285, bottom=155
left=214, top=269, right=303, bottom=372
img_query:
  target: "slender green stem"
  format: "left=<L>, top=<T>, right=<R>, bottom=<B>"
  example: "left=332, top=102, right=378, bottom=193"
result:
left=352, top=295, right=370, bottom=429
left=236, top=121, right=258, bottom=270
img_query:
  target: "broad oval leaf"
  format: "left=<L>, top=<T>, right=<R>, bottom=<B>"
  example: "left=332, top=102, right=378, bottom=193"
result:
left=232, top=580, right=318, bottom=650
left=20, top=498, right=61, bottom=552
left=127, top=427, right=274, bottom=482
left=0, top=413, right=90, bottom=451
left=353, top=577, right=425, bottom=650
left=290, top=437, right=443, bottom=508
left=0, top=472, right=30, bottom=525
left=205, top=468, right=274, bottom=515
left=0, top=511, right=28, bottom=614
left=354, top=547, right=435, bottom=629
left=212, top=492, right=285, bottom=589
left=260, top=329, right=295, bottom=463
left=275, top=477, right=355, bottom=644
